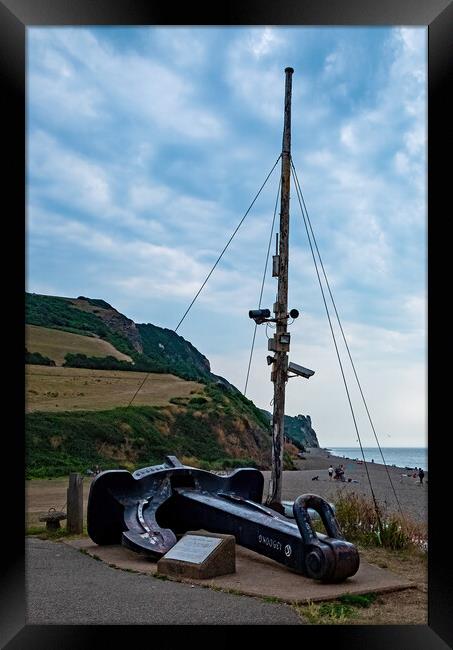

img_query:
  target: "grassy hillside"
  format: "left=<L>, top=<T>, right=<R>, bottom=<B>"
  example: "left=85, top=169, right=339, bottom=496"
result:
left=26, top=325, right=133, bottom=366
left=26, top=293, right=137, bottom=357
left=138, top=323, right=211, bottom=380
left=26, top=293, right=218, bottom=382
left=25, top=292, right=304, bottom=476
left=26, top=383, right=272, bottom=478
left=26, top=365, right=203, bottom=413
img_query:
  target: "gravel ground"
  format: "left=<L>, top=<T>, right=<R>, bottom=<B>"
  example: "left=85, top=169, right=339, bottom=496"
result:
left=262, top=448, right=428, bottom=524
left=26, top=538, right=303, bottom=625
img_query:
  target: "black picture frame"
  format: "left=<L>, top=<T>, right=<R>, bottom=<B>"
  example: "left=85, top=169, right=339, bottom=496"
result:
left=1, top=0, right=451, bottom=647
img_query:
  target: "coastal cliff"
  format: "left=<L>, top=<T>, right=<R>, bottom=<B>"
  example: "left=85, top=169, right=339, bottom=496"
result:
left=260, top=410, right=319, bottom=449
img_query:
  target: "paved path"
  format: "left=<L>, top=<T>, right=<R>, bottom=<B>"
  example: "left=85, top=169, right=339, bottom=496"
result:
left=26, top=538, right=303, bottom=625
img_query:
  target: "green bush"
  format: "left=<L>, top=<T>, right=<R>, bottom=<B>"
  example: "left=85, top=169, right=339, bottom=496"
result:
left=63, top=353, right=134, bottom=371
left=63, top=352, right=177, bottom=375
left=25, top=348, right=56, bottom=366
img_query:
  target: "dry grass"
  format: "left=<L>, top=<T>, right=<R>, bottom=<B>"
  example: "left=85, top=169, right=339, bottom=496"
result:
left=26, top=324, right=133, bottom=366
left=334, top=491, right=427, bottom=551
left=25, top=364, right=204, bottom=413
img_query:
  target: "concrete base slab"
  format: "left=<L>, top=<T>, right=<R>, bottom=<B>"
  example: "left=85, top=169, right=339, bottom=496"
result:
left=65, top=538, right=414, bottom=603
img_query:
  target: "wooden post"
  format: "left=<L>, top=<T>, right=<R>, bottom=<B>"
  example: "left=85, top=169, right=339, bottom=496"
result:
left=268, top=67, right=294, bottom=510
left=67, top=472, right=83, bottom=534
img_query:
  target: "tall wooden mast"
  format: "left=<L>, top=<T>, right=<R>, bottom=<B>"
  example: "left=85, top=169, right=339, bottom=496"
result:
left=268, top=67, right=294, bottom=509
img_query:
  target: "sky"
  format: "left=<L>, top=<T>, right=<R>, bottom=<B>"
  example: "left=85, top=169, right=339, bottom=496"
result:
left=26, top=26, right=427, bottom=448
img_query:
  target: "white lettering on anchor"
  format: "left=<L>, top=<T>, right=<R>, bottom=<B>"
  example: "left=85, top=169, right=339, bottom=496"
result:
left=258, top=534, right=282, bottom=551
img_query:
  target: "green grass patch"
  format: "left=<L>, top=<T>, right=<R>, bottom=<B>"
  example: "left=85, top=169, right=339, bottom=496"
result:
left=26, top=524, right=88, bottom=541
left=262, top=595, right=282, bottom=604
left=300, top=599, right=357, bottom=624
left=318, top=601, right=355, bottom=619
left=298, top=593, right=379, bottom=624
left=338, top=593, right=377, bottom=608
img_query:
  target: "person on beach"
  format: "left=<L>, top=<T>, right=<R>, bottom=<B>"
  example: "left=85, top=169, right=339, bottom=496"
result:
left=418, top=468, right=425, bottom=485
left=328, top=465, right=333, bottom=480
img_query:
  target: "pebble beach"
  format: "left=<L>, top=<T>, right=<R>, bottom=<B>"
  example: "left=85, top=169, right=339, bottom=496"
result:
left=262, top=447, right=428, bottom=524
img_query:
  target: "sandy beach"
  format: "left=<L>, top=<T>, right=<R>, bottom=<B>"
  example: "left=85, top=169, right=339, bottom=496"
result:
left=262, top=447, right=428, bottom=524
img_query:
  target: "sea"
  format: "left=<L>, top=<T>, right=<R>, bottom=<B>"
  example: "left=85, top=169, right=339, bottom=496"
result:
left=326, top=447, right=428, bottom=471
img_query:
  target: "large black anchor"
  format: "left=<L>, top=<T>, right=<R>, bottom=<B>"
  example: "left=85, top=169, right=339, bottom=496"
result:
left=87, top=455, right=359, bottom=582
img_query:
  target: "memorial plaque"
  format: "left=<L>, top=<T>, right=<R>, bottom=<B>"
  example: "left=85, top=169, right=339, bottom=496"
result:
left=157, top=531, right=236, bottom=580
left=164, top=535, right=222, bottom=564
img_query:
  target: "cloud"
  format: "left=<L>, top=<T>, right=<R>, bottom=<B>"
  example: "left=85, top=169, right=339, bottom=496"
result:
left=248, top=27, right=283, bottom=59
left=27, top=27, right=427, bottom=447
left=226, top=28, right=289, bottom=124
left=152, top=28, right=208, bottom=68
left=29, top=131, right=113, bottom=216
left=292, top=29, right=426, bottom=308
left=27, top=202, right=267, bottom=316
left=29, top=28, right=226, bottom=141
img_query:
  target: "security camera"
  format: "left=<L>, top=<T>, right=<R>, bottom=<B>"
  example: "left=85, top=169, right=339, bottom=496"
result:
left=289, top=308, right=300, bottom=319
left=288, top=361, right=315, bottom=379
left=249, top=308, right=271, bottom=324
left=266, top=355, right=275, bottom=366
left=249, top=309, right=271, bottom=320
